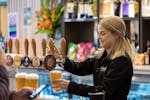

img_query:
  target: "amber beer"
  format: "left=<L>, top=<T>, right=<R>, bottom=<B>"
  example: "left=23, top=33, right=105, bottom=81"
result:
left=25, top=73, right=39, bottom=89
left=50, top=70, right=62, bottom=92
left=15, top=72, right=27, bottom=90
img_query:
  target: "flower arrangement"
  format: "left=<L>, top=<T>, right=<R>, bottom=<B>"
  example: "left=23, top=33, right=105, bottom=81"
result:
left=36, top=0, right=65, bottom=37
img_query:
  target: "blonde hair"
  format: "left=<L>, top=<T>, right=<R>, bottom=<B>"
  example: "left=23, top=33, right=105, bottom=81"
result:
left=96, top=16, right=132, bottom=59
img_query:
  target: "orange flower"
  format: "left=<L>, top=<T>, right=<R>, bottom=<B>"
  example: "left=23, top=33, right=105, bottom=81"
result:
left=42, top=14, right=48, bottom=20
left=48, top=24, right=53, bottom=30
left=37, top=21, right=44, bottom=29
left=36, top=1, right=65, bottom=36
left=44, top=19, right=52, bottom=26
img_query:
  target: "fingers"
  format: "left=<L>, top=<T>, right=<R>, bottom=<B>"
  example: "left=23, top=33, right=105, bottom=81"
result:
left=47, top=43, right=62, bottom=59
left=48, top=38, right=64, bottom=59
left=52, top=79, right=70, bottom=90
left=21, top=87, right=34, bottom=94
left=53, top=45, right=62, bottom=59
left=49, top=38, right=55, bottom=55
left=53, top=45, right=59, bottom=53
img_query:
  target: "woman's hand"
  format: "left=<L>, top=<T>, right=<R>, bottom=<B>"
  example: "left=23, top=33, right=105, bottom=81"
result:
left=47, top=45, right=62, bottom=59
left=52, top=79, right=70, bottom=91
left=0, top=49, right=6, bottom=66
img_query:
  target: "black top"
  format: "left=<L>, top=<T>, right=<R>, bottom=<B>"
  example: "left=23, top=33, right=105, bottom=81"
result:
left=0, top=65, right=9, bottom=100
left=63, top=51, right=133, bottom=100
left=0, top=65, right=16, bottom=100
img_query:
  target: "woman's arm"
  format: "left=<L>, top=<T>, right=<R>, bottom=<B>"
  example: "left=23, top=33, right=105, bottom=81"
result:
left=63, top=57, right=96, bottom=76
left=67, top=56, right=133, bottom=97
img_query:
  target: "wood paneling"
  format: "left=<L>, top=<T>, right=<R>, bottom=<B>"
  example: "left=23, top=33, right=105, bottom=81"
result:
left=0, top=6, right=7, bottom=38
left=7, top=0, right=48, bottom=57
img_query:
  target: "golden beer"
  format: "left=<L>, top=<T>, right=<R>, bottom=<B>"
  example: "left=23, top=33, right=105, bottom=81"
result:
left=25, top=73, right=39, bottom=89
left=50, top=70, right=62, bottom=92
left=15, top=72, right=27, bottom=90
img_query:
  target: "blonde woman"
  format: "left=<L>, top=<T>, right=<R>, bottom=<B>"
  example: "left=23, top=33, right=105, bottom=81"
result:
left=52, top=16, right=133, bottom=100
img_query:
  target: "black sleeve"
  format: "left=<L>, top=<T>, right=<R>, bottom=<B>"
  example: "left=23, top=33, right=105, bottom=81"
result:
left=64, top=57, right=95, bottom=76
left=0, top=65, right=9, bottom=100
left=67, top=57, right=133, bottom=97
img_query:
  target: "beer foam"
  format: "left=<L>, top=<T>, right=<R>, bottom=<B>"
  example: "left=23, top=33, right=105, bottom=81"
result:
left=50, top=70, right=61, bottom=73
left=15, top=72, right=27, bottom=78
left=26, top=73, right=39, bottom=79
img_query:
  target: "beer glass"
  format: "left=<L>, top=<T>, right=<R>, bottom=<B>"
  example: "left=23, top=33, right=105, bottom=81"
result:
left=15, top=72, right=27, bottom=90
left=25, top=73, right=39, bottom=89
left=50, top=70, right=62, bottom=92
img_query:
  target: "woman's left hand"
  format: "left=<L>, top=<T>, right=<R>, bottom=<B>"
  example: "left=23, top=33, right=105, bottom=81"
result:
left=52, top=79, right=70, bottom=90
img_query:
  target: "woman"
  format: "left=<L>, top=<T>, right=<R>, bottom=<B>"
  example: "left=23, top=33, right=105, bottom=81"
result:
left=52, top=16, right=133, bottom=100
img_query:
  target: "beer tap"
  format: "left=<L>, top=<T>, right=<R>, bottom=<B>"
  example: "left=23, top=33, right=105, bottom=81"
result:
left=44, top=38, right=56, bottom=70
left=31, top=38, right=40, bottom=67
left=44, top=38, right=67, bottom=71
left=42, top=38, right=47, bottom=57
left=14, top=38, right=22, bottom=67
left=22, top=38, right=30, bottom=67
left=41, top=38, right=47, bottom=67
left=6, top=38, right=13, bottom=66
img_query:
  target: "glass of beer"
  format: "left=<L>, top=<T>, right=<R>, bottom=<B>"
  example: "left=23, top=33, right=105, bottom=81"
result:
left=25, top=73, right=39, bottom=89
left=50, top=70, right=62, bottom=92
left=15, top=72, right=27, bottom=90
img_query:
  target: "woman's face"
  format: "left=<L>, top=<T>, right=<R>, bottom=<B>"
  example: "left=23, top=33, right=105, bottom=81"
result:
left=98, top=24, right=116, bottom=50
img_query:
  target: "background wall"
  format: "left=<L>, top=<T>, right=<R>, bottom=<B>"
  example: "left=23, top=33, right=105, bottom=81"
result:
left=8, top=0, right=47, bottom=57
left=0, top=5, right=7, bottom=37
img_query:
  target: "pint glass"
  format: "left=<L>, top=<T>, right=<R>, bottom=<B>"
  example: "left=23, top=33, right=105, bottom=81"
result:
left=50, top=70, right=62, bottom=92
left=25, top=73, right=39, bottom=89
left=15, top=72, right=27, bottom=90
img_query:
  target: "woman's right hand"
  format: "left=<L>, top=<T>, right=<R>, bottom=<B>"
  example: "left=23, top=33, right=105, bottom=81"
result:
left=0, top=49, right=6, bottom=66
left=47, top=45, right=62, bottom=59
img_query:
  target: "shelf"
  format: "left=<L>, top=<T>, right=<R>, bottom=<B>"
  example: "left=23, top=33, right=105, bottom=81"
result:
left=64, top=18, right=98, bottom=23
left=16, top=65, right=150, bottom=75
left=122, top=17, right=139, bottom=21
left=133, top=65, right=150, bottom=75
left=100, top=17, right=139, bottom=21
left=16, top=66, right=63, bottom=74
left=15, top=65, right=150, bottom=75
left=142, top=17, right=150, bottom=20
left=17, top=67, right=50, bottom=74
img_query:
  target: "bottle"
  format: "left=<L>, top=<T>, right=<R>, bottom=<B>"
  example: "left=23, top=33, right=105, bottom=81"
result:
left=87, top=0, right=94, bottom=18
left=78, top=0, right=85, bottom=19
left=134, top=0, right=139, bottom=17
left=128, top=0, right=139, bottom=17
left=102, top=0, right=114, bottom=17
left=73, top=0, right=78, bottom=19
left=66, top=0, right=74, bottom=19
left=90, top=0, right=95, bottom=16
left=123, top=0, right=129, bottom=17
left=92, top=0, right=97, bottom=17
left=114, top=0, right=121, bottom=16
left=128, top=0, right=135, bottom=17
left=84, top=0, right=89, bottom=18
